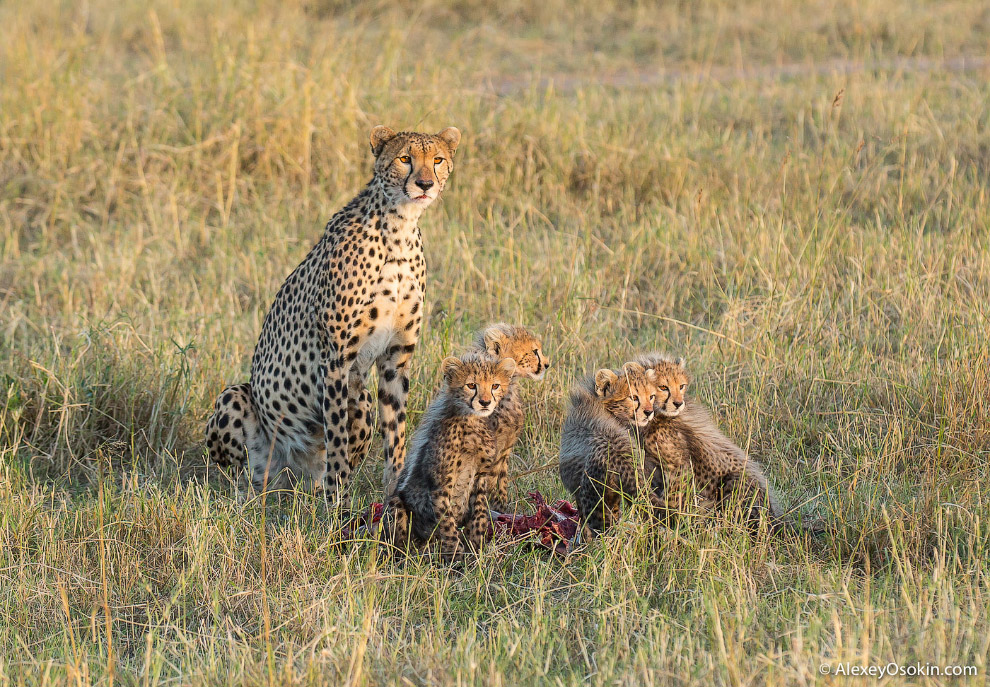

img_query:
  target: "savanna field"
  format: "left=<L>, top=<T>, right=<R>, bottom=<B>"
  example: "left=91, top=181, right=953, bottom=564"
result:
left=2, top=1, right=989, bottom=684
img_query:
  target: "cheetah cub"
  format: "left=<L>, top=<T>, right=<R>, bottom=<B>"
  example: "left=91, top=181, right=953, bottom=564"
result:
left=558, top=362, right=664, bottom=536
left=468, top=323, right=550, bottom=511
left=635, top=354, right=786, bottom=533
left=382, top=353, right=516, bottom=562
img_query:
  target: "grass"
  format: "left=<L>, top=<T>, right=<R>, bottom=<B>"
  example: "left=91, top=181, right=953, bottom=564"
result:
left=1, top=0, right=989, bottom=684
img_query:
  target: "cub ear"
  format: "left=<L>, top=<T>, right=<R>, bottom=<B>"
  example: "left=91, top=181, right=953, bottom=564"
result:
left=441, top=356, right=462, bottom=382
left=370, top=125, right=397, bottom=157
left=674, top=356, right=686, bottom=368
left=436, top=126, right=461, bottom=154
left=495, top=357, right=517, bottom=379
left=621, top=361, right=645, bottom=377
left=483, top=326, right=505, bottom=357
left=646, top=368, right=658, bottom=382
left=595, top=369, right=618, bottom=397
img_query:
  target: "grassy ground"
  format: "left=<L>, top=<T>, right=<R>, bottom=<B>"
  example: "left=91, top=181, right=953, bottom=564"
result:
left=2, top=0, right=990, bottom=684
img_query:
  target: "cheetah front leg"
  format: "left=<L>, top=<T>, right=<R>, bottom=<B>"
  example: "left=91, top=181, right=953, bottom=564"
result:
left=490, top=447, right=512, bottom=513
left=379, top=494, right=413, bottom=557
left=320, top=350, right=353, bottom=498
left=377, top=336, right=417, bottom=495
left=658, top=462, right=692, bottom=527
left=578, top=460, right=614, bottom=536
left=347, top=370, right=374, bottom=470
left=433, top=493, right=465, bottom=564
left=465, top=473, right=493, bottom=552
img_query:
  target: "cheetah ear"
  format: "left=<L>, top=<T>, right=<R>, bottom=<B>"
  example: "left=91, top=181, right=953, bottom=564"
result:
left=495, top=357, right=517, bottom=379
left=621, top=361, right=645, bottom=377
left=441, top=356, right=462, bottom=382
left=646, top=368, right=658, bottom=382
left=674, top=356, right=686, bottom=368
left=370, top=125, right=397, bottom=157
left=595, top=369, right=618, bottom=397
left=436, top=126, right=461, bottom=154
left=483, top=327, right=505, bottom=357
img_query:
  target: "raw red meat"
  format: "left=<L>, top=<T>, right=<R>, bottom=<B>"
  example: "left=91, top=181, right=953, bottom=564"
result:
left=339, top=491, right=580, bottom=557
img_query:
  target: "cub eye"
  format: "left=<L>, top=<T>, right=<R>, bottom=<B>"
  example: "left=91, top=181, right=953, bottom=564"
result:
left=492, top=383, right=500, bottom=390
left=660, top=386, right=669, bottom=392
left=466, top=383, right=476, bottom=390
left=650, top=394, right=656, bottom=401
left=399, top=156, right=411, bottom=164
left=680, top=384, right=687, bottom=390
left=434, top=157, right=444, bottom=165
left=632, top=396, right=639, bottom=403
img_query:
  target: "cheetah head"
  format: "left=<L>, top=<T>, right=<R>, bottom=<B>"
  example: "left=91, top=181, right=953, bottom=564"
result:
left=595, top=362, right=658, bottom=428
left=442, top=354, right=516, bottom=418
left=370, top=126, right=460, bottom=211
left=475, top=323, right=550, bottom=381
left=643, top=356, right=690, bottom=418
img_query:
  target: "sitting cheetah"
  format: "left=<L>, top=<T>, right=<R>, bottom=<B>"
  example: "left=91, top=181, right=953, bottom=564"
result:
left=206, top=125, right=461, bottom=498
left=468, top=323, right=550, bottom=511
left=634, top=354, right=787, bottom=533
left=558, top=362, right=664, bottom=536
left=381, top=353, right=517, bottom=562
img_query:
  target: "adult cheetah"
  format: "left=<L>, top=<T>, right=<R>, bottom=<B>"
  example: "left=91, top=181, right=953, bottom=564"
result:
left=206, top=126, right=461, bottom=498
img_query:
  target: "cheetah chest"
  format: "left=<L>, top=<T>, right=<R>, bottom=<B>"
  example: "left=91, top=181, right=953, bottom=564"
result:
left=355, top=257, right=422, bottom=369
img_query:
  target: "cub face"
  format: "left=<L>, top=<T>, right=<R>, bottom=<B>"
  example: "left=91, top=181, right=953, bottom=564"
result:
left=370, top=126, right=461, bottom=208
left=594, top=362, right=658, bottom=428
left=442, top=354, right=517, bottom=418
left=644, top=357, right=690, bottom=418
left=477, top=323, right=550, bottom=380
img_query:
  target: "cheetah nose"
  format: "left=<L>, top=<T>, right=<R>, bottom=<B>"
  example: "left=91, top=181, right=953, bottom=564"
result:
left=673, top=400, right=683, bottom=409
left=415, top=179, right=434, bottom=191
left=644, top=407, right=653, bottom=416
left=479, top=398, right=491, bottom=408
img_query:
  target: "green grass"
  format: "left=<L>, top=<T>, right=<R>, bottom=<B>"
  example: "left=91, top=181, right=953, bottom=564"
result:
left=2, top=0, right=989, bottom=684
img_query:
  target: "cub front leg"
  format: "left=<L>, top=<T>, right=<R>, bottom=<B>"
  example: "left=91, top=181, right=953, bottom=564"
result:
left=434, top=493, right=464, bottom=564
left=491, top=447, right=511, bottom=512
left=578, top=460, right=613, bottom=536
left=465, top=474, right=493, bottom=552
left=377, top=335, right=418, bottom=495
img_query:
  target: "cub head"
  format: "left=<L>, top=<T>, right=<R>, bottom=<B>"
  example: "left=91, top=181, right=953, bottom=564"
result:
left=474, top=323, right=550, bottom=380
left=370, top=125, right=460, bottom=210
left=644, top=356, right=690, bottom=418
left=594, top=362, right=658, bottom=428
left=441, top=354, right=516, bottom=418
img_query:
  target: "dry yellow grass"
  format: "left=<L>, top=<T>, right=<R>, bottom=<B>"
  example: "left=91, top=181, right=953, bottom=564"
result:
left=1, top=1, right=989, bottom=684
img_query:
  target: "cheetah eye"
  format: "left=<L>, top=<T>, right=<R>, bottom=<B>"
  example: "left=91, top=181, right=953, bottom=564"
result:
left=660, top=386, right=669, bottom=392
left=399, top=156, right=411, bottom=164
left=632, top=396, right=639, bottom=403
left=492, top=383, right=500, bottom=390
left=466, top=382, right=477, bottom=390
left=434, top=157, right=444, bottom=165
left=650, top=394, right=656, bottom=402
left=680, top=384, right=687, bottom=390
